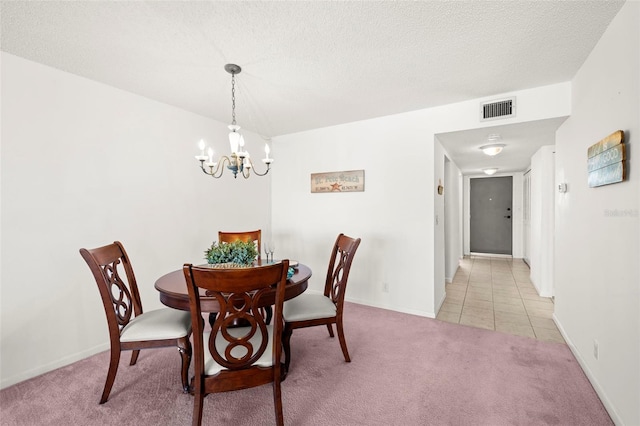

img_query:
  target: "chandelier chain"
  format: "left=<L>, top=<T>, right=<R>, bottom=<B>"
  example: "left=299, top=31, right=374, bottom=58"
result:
left=231, top=72, right=236, bottom=126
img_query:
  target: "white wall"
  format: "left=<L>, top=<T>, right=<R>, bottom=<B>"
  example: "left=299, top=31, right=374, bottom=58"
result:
left=271, top=115, right=436, bottom=317
left=529, top=145, right=555, bottom=297
left=444, top=156, right=463, bottom=283
left=554, top=2, right=639, bottom=425
left=272, top=83, right=571, bottom=318
left=433, top=139, right=447, bottom=311
left=0, top=53, right=270, bottom=388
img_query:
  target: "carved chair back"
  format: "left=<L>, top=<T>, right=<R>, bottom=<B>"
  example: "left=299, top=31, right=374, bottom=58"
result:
left=323, top=234, right=361, bottom=309
left=80, top=241, right=143, bottom=338
left=183, top=260, right=288, bottom=377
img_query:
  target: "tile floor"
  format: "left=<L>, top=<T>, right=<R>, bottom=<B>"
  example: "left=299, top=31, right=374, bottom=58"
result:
left=437, top=255, right=565, bottom=344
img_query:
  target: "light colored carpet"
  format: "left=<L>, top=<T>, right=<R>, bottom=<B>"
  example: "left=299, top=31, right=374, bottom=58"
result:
left=0, top=303, right=611, bottom=425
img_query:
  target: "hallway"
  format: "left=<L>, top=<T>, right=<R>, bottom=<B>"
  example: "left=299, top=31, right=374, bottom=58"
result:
left=437, top=256, right=565, bottom=343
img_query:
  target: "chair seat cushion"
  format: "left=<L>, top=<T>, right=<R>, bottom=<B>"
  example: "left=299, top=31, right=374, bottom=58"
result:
left=283, top=293, right=336, bottom=322
left=203, top=324, right=274, bottom=375
left=120, top=308, right=192, bottom=342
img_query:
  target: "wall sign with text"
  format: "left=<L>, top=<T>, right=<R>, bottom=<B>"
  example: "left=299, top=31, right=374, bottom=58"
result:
left=311, top=170, right=365, bottom=193
left=587, top=130, right=626, bottom=188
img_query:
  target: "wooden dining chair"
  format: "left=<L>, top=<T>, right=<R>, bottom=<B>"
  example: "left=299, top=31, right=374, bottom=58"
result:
left=183, top=260, right=289, bottom=426
left=213, top=229, right=269, bottom=324
left=282, top=233, right=361, bottom=373
left=80, top=241, right=192, bottom=404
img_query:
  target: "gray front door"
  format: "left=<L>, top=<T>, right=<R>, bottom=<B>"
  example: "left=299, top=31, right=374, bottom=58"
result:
left=470, top=176, right=513, bottom=255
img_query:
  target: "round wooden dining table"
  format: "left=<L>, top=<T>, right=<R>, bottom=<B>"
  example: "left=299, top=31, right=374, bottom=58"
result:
left=155, top=261, right=312, bottom=312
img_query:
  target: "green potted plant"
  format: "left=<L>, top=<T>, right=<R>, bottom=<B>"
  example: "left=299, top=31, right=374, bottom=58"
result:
left=205, top=240, right=258, bottom=267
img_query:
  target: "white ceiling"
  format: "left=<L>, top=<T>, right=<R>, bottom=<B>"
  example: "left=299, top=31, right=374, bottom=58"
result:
left=436, top=117, right=568, bottom=175
left=1, top=1, right=624, bottom=173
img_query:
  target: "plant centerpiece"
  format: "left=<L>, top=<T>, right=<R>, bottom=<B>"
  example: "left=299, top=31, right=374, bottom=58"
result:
left=205, top=240, right=258, bottom=267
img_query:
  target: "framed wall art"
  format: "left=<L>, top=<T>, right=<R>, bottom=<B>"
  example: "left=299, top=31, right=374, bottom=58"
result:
left=587, top=130, right=625, bottom=188
left=310, top=170, right=365, bottom=193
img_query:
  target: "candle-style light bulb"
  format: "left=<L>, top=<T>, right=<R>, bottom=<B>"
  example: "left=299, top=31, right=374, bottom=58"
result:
left=195, top=139, right=208, bottom=161
left=263, top=143, right=273, bottom=164
left=207, top=147, right=214, bottom=163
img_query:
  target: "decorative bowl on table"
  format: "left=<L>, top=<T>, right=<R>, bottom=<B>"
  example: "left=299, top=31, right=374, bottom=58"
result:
left=209, top=262, right=250, bottom=269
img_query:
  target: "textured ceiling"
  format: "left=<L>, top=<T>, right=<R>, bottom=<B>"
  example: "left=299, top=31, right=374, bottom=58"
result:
left=1, top=1, right=625, bottom=171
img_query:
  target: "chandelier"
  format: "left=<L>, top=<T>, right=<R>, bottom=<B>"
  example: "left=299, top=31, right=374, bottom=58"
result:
left=195, top=64, right=273, bottom=179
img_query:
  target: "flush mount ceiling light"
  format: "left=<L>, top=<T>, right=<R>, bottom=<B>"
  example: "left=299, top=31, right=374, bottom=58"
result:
left=194, top=64, right=273, bottom=179
left=479, top=133, right=505, bottom=156
left=483, top=168, right=498, bottom=175
left=480, top=144, right=505, bottom=156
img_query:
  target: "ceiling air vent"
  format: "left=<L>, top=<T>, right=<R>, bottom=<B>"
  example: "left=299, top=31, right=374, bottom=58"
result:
left=480, top=97, right=516, bottom=121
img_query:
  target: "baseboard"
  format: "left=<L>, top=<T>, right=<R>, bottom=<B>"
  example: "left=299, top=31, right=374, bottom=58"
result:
left=435, top=291, right=447, bottom=314
left=445, top=266, right=457, bottom=284
left=530, top=277, right=553, bottom=299
left=344, top=296, right=435, bottom=319
left=306, top=289, right=436, bottom=318
left=552, top=314, right=622, bottom=425
left=469, top=252, right=513, bottom=258
left=445, top=260, right=458, bottom=284
left=0, top=342, right=109, bottom=390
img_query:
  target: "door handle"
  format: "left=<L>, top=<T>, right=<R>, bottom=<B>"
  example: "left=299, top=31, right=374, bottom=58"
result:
left=504, top=215, right=511, bottom=219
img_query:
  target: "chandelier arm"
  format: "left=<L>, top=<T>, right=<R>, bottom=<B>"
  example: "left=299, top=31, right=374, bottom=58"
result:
left=245, top=157, right=271, bottom=177
left=200, top=156, right=231, bottom=178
